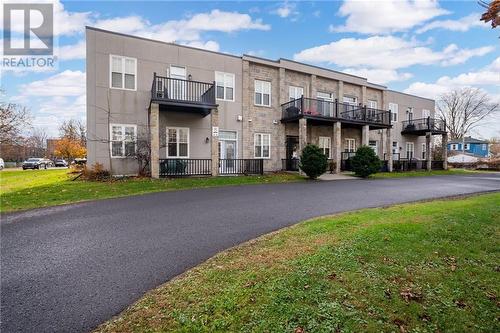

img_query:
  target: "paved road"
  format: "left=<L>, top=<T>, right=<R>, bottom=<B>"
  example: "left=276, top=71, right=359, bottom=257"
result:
left=1, top=174, right=499, bottom=333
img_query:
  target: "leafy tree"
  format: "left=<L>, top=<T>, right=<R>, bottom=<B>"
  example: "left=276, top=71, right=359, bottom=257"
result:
left=351, top=145, right=382, bottom=178
left=480, top=0, right=500, bottom=28
left=299, top=144, right=327, bottom=179
left=54, top=137, right=86, bottom=161
left=0, top=101, right=31, bottom=145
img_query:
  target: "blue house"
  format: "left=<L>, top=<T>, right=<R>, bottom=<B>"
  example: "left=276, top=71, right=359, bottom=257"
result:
left=447, top=137, right=490, bottom=158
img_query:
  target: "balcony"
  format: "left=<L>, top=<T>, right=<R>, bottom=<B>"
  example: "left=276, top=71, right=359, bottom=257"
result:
left=151, top=73, right=217, bottom=116
left=281, top=97, right=391, bottom=128
left=401, top=117, right=447, bottom=135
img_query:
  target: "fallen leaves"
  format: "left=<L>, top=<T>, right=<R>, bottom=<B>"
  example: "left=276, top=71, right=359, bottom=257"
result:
left=400, top=288, right=423, bottom=303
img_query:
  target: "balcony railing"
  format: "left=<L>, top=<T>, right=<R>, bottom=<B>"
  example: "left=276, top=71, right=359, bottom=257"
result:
left=281, top=97, right=391, bottom=127
left=219, top=159, right=263, bottom=175
left=401, top=117, right=446, bottom=134
left=151, top=73, right=216, bottom=106
left=160, top=159, right=212, bottom=177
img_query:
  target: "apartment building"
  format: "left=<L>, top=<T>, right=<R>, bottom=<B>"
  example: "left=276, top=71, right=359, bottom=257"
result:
left=86, top=27, right=448, bottom=177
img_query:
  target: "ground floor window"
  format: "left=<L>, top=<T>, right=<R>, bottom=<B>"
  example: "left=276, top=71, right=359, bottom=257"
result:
left=166, top=127, right=189, bottom=158
left=369, top=140, right=377, bottom=154
left=254, top=133, right=270, bottom=158
left=110, top=124, right=137, bottom=158
left=406, top=142, right=414, bottom=159
left=392, top=141, right=399, bottom=154
left=318, top=136, right=331, bottom=158
left=344, top=138, right=356, bottom=152
left=422, top=143, right=426, bottom=159
left=219, top=131, right=237, bottom=159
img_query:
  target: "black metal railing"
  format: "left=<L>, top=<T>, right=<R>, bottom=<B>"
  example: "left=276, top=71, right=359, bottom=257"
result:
left=340, top=151, right=356, bottom=171
left=281, top=97, right=391, bottom=126
left=219, top=159, right=263, bottom=175
left=402, top=117, right=446, bottom=133
left=383, top=152, right=401, bottom=161
left=281, top=158, right=300, bottom=171
left=151, top=73, right=216, bottom=105
left=431, top=160, right=444, bottom=170
left=159, top=159, right=211, bottom=177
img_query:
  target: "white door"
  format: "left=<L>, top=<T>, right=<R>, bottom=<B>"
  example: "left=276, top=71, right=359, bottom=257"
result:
left=406, top=142, right=414, bottom=159
left=219, top=131, right=237, bottom=172
left=317, top=92, right=334, bottom=116
left=169, top=65, right=186, bottom=100
left=289, top=86, right=303, bottom=101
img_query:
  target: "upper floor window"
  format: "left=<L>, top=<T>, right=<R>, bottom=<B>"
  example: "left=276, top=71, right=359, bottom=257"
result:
left=482, top=143, right=487, bottom=150
left=392, top=141, right=399, bottom=155
left=422, top=109, right=430, bottom=118
left=407, top=107, right=414, bottom=121
left=389, top=103, right=398, bottom=122
left=110, top=55, right=136, bottom=90
left=110, top=124, right=137, bottom=158
left=451, top=144, right=458, bottom=150
left=289, top=86, right=303, bottom=101
left=255, top=80, right=271, bottom=106
left=343, top=96, right=357, bottom=106
left=317, top=92, right=334, bottom=101
left=464, top=143, right=470, bottom=150
left=368, top=100, right=378, bottom=109
left=215, top=72, right=235, bottom=101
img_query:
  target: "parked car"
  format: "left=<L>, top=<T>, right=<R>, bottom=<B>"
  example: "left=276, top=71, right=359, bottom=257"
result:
left=72, top=158, right=87, bottom=165
left=54, top=159, right=68, bottom=167
left=22, top=158, right=49, bottom=170
left=0, top=158, right=4, bottom=170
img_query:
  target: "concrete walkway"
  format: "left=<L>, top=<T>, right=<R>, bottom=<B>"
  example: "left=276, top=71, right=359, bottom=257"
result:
left=318, top=172, right=357, bottom=180
left=1, top=174, right=499, bottom=333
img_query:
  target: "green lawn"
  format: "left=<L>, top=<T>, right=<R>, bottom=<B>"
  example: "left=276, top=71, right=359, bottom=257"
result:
left=0, top=169, right=304, bottom=213
left=372, top=169, right=481, bottom=178
left=95, top=193, right=500, bottom=333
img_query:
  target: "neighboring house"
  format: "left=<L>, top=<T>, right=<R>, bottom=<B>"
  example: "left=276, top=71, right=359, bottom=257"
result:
left=447, top=137, right=489, bottom=158
left=86, top=27, right=449, bottom=177
left=448, top=154, right=479, bottom=163
left=46, top=139, right=62, bottom=158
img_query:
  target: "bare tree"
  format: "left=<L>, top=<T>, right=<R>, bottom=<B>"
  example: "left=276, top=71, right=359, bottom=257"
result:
left=0, top=101, right=32, bottom=144
left=26, top=127, right=48, bottom=157
left=59, top=119, right=86, bottom=145
left=437, top=88, right=499, bottom=139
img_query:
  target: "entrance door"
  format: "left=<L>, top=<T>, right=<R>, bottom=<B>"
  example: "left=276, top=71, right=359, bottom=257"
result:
left=169, top=65, right=186, bottom=100
left=219, top=131, right=237, bottom=173
left=285, top=136, right=299, bottom=171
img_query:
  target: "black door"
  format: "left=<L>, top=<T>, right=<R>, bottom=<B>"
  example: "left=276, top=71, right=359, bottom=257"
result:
left=285, top=136, right=299, bottom=171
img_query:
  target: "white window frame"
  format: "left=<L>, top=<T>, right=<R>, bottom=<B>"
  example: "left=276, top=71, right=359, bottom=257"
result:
left=219, top=130, right=238, bottom=159
left=422, top=143, right=426, bottom=159
left=254, top=80, right=271, bottom=107
left=318, top=136, right=331, bottom=158
left=369, top=140, right=378, bottom=154
left=166, top=127, right=190, bottom=158
left=392, top=141, right=399, bottom=155
left=343, top=96, right=358, bottom=106
left=169, top=65, right=186, bottom=79
left=451, top=143, right=457, bottom=150
left=422, top=109, right=430, bottom=118
left=109, top=55, right=137, bottom=91
left=389, top=103, right=398, bottom=123
left=406, top=142, right=415, bottom=159
left=345, top=138, right=356, bottom=152
left=482, top=143, right=487, bottom=150
left=368, top=100, right=378, bottom=109
left=464, top=143, right=470, bottom=150
left=254, top=133, right=271, bottom=159
left=215, top=72, right=235, bottom=102
left=317, top=92, right=334, bottom=101
left=289, top=86, right=304, bottom=101
left=109, top=123, right=137, bottom=158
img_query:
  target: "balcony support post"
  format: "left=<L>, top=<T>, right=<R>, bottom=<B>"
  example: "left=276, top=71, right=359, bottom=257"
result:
left=442, top=132, right=448, bottom=170
left=386, top=127, right=393, bottom=172
left=150, top=102, right=160, bottom=179
left=426, top=132, right=432, bottom=171
left=362, top=125, right=369, bottom=146
left=299, top=117, right=308, bottom=175
left=211, top=108, right=219, bottom=176
left=332, top=121, right=341, bottom=173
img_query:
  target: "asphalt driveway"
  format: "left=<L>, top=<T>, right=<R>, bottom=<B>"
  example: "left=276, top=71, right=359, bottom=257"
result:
left=1, top=174, right=499, bottom=333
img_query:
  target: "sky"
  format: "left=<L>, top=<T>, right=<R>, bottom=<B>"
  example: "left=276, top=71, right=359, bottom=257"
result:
left=1, top=0, right=499, bottom=138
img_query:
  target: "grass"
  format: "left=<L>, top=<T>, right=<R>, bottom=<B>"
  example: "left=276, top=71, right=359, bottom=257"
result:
left=0, top=169, right=304, bottom=213
left=95, top=193, right=500, bottom=333
left=372, top=169, right=482, bottom=178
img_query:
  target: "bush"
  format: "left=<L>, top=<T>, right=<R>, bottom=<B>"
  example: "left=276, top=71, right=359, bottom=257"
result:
left=351, top=145, right=382, bottom=178
left=82, top=162, right=111, bottom=181
left=299, top=144, right=328, bottom=179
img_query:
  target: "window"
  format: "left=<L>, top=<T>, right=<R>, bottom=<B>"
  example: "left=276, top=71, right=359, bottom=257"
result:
left=451, top=144, right=458, bottom=150
left=389, top=103, right=398, bottom=122
left=406, top=142, right=414, bottom=159
left=289, top=86, right=303, bottom=101
left=368, top=100, right=378, bottom=109
left=317, top=92, right=334, bottom=101
left=254, top=80, right=271, bottom=106
left=317, top=92, right=334, bottom=116
left=343, top=96, right=358, bottom=106
left=166, top=127, right=189, bottom=158
left=344, top=138, right=356, bottom=152
left=110, top=124, right=137, bottom=158
left=215, top=72, right=235, bottom=101
left=392, top=141, right=399, bottom=155
left=482, top=143, right=487, bottom=150
left=422, top=109, right=430, bottom=118
left=422, top=143, right=426, bottom=159
left=254, top=133, right=271, bottom=158
left=170, top=65, right=186, bottom=79
left=464, top=143, right=470, bottom=150
left=319, top=136, right=331, bottom=158
left=110, top=55, right=136, bottom=90
left=369, top=140, right=378, bottom=154
left=407, top=107, right=414, bottom=121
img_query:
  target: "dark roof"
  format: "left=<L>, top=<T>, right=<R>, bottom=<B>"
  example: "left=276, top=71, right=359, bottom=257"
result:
left=448, top=136, right=489, bottom=144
